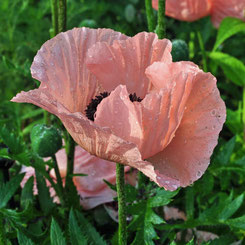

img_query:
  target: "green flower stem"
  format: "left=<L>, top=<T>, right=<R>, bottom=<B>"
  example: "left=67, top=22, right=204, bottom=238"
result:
left=145, top=0, right=155, bottom=32
left=50, top=0, right=58, bottom=37
left=243, top=87, right=245, bottom=141
left=0, top=213, right=6, bottom=245
left=156, top=0, right=166, bottom=39
left=197, top=31, right=208, bottom=72
left=65, top=135, right=75, bottom=190
left=58, top=0, right=67, bottom=33
left=116, top=163, right=127, bottom=245
left=52, top=155, right=64, bottom=193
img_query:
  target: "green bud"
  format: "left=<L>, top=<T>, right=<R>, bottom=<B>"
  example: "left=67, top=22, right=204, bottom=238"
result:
left=30, top=124, right=62, bottom=157
left=79, top=19, right=97, bottom=28
left=171, top=39, right=189, bottom=62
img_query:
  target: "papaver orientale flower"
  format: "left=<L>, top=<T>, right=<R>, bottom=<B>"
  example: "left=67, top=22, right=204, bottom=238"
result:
left=152, top=0, right=245, bottom=28
left=12, top=27, right=226, bottom=191
left=21, top=146, right=130, bottom=209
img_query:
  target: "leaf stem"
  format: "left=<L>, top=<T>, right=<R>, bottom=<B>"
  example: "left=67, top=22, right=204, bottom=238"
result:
left=197, top=31, right=208, bottom=72
left=145, top=0, right=155, bottom=32
left=156, top=0, right=166, bottom=39
left=116, top=163, right=127, bottom=245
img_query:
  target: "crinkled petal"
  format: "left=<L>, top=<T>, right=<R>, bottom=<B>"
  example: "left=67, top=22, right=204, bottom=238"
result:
left=30, top=27, right=127, bottom=113
left=211, top=0, right=245, bottom=28
left=94, top=64, right=194, bottom=159
left=148, top=70, right=226, bottom=187
left=152, top=0, right=211, bottom=22
left=86, top=32, right=172, bottom=98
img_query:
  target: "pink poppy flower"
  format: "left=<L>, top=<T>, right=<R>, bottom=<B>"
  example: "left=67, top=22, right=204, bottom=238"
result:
left=152, top=0, right=245, bottom=28
left=12, top=27, right=226, bottom=191
left=21, top=146, right=130, bottom=209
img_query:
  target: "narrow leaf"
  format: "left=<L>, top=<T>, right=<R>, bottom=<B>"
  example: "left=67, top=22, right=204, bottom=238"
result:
left=35, top=170, right=54, bottom=214
left=0, top=173, right=25, bottom=208
left=75, top=210, right=107, bottom=245
left=50, top=218, right=66, bottom=245
left=17, top=230, right=35, bottom=245
left=69, top=209, right=88, bottom=245
left=213, top=17, right=245, bottom=51
left=20, top=176, right=34, bottom=209
left=209, top=52, right=245, bottom=86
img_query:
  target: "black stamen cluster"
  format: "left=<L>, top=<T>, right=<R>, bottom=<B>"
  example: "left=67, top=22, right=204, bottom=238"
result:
left=129, top=93, right=143, bottom=102
left=85, top=92, right=110, bottom=121
left=85, top=91, right=142, bottom=121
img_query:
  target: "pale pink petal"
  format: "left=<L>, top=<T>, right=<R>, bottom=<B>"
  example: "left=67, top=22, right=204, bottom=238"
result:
left=86, top=32, right=172, bottom=98
left=94, top=73, right=192, bottom=160
left=152, top=0, right=211, bottom=22
left=148, top=70, right=226, bottom=187
left=21, top=28, right=127, bottom=113
left=211, top=0, right=245, bottom=28
left=163, top=206, right=186, bottom=221
left=80, top=189, right=116, bottom=210
left=20, top=166, right=38, bottom=195
left=53, top=146, right=131, bottom=209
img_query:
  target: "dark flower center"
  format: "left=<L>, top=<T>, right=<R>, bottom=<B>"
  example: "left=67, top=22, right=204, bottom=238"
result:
left=85, top=92, right=142, bottom=121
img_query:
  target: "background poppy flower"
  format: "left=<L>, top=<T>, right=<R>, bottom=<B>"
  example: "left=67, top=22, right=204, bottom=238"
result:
left=12, top=28, right=226, bottom=191
left=152, top=0, right=245, bottom=27
left=21, top=146, right=131, bottom=209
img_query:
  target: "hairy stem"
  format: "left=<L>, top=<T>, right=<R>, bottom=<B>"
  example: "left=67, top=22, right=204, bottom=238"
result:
left=156, top=0, right=166, bottom=39
left=116, top=163, right=127, bottom=245
left=65, top=135, right=75, bottom=190
left=50, top=0, right=58, bottom=36
left=145, top=0, right=155, bottom=32
left=58, top=0, right=66, bottom=32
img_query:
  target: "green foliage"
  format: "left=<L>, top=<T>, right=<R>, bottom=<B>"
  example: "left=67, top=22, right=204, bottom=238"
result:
left=1, top=0, right=245, bottom=244
left=20, top=176, right=34, bottom=209
left=209, top=52, right=245, bottom=86
left=75, top=210, right=107, bottom=245
left=69, top=209, right=88, bottom=245
left=35, top=170, right=55, bottom=215
left=50, top=218, right=66, bottom=245
left=17, top=230, right=35, bottom=245
left=213, top=17, right=245, bottom=51
left=0, top=173, right=25, bottom=208
left=128, top=188, right=179, bottom=244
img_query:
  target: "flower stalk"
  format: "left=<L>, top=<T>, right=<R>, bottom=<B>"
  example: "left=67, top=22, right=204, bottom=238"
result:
left=145, top=0, right=155, bottom=32
left=58, top=0, right=67, bottom=32
left=116, top=163, right=127, bottom=245
left=65, top=134, right=75, bottom=192
left=50, top=0, right=58, bottom=37
left=156, top=0, right=166, bottom=39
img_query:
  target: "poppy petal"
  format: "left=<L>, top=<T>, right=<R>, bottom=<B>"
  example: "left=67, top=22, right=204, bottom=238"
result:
left=152, top=0, right=211, bottom=22
left=30, top=27, right=127, bottom=113
left=148, top=70, right=226, bottom=187
left=86, top=32, right=172, bottom=98
left=211, top=0, right=245, bottom=28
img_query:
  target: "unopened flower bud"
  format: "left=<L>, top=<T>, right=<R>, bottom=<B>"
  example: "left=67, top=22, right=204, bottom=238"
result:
left=171, top=39, right=189, bottom=62
left=30, top=124, right=62, bottom=157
